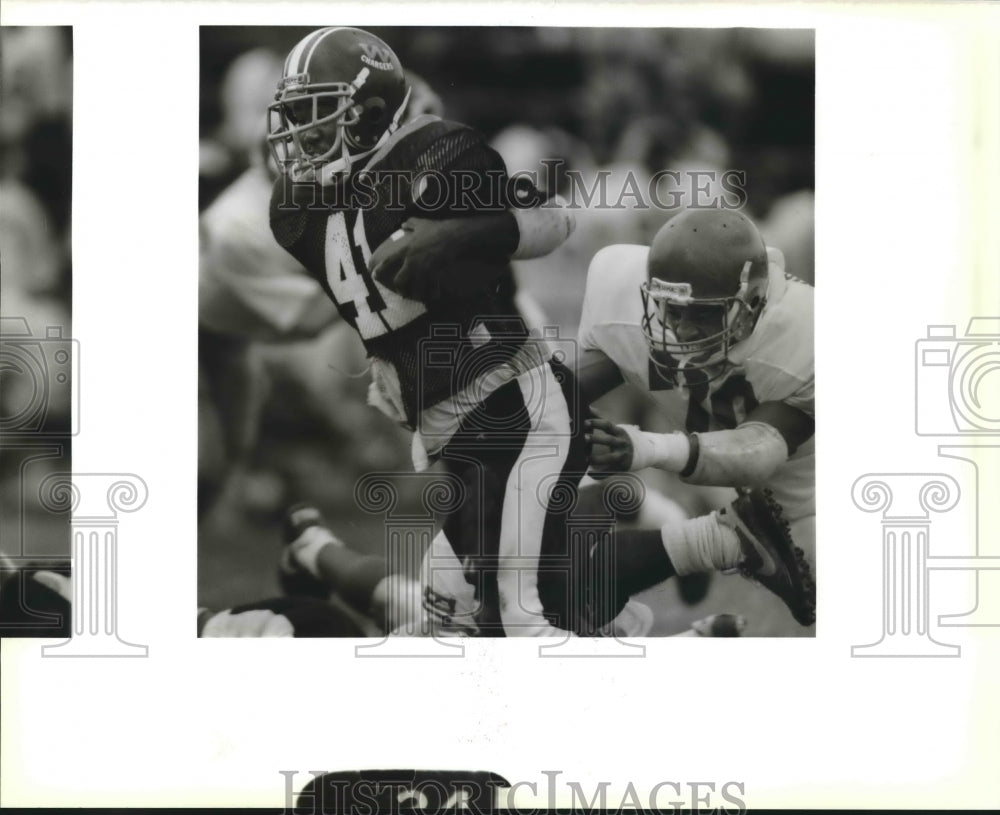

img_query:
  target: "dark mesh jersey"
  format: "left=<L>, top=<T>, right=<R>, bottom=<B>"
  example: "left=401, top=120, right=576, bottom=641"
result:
left=270, top=117, right=532, bottom=428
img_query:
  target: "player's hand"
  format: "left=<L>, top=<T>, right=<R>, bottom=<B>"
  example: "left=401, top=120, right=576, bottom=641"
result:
left=370, top=218, right=455, bottom=300
left=585, top=417, right=635, bottom=475
left=370, top=216, right=510, bottom=301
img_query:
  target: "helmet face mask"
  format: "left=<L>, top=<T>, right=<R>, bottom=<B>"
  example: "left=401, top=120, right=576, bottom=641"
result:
left=266, top=28, right=410, bottom=180
left=639, top=210, right=770, bottom=385
left=268, top=81, right=357, bottom=170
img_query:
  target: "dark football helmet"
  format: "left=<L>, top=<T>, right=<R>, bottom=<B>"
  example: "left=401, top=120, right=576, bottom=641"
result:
left=640, top=208, right=770, bottom=384
left=267, top=27, right=411, bottom=178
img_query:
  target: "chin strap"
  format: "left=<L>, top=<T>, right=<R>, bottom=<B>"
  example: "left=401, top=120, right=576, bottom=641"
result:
left=316, top=86, right=413, bottom=187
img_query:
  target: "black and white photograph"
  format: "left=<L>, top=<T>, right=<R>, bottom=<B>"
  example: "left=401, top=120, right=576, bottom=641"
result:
left=197, top=25, right=817, bottom=640
left=0, top=25, right=74, bottom=638
left=2, top=1, right=999, bottom=811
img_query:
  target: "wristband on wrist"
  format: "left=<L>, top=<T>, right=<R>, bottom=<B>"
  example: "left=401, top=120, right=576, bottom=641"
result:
left=679, top=433, right=700, bottom=478
left=618, top=425, right=692, bottom=473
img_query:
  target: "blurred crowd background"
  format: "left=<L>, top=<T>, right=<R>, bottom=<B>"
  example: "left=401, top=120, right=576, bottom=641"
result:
left=1, top=26, right=72, bottom=343
left=198, top=27, right=815, bottom=630
left=0, top=27, right=73, bottom=590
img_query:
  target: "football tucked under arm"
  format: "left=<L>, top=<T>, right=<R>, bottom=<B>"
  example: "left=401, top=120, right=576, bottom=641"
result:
left=370, top=200, right=574, bottom=301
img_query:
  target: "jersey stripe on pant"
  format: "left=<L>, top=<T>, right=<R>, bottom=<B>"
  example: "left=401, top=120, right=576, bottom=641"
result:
left=436, top=358, right=590, bottom=636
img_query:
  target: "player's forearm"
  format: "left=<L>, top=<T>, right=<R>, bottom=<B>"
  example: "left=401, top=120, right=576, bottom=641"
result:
left=431, top=198, right=575, bottom=261
left=621, top=421, right=789, bottom=487
left=621, top=399, right=812, bottom=486
left=424, top=211, right=520, bottom=259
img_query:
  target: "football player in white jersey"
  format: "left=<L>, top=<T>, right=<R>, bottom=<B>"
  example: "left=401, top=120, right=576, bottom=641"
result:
left=577, top=207, right=816, bottom=626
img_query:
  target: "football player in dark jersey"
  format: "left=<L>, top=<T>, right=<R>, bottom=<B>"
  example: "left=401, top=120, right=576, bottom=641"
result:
left=266, top=28, right=586, bottom=637
left=198, top=66, right=446, bottom=522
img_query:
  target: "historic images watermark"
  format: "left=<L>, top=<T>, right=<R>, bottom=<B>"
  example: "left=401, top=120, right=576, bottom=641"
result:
left=347, top=324, right=649, bottom=656
left=1, top=316, right=77, bottom=638
left=0, top=315, right=148, bottom=654
left=852, top=317, right=1000, bottom=657
left=38, top=473, right=150, bottom=658
left=274, top=164, right=748, bottom=214
left=350, top=467, right=648, bottom=658
left=280, top=769, right=747, bottom=814
left=0, top=316, right=79, bottom=438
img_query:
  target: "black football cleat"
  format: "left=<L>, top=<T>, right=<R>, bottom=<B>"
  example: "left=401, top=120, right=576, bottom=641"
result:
left=718, top=488, right=816, bottom=627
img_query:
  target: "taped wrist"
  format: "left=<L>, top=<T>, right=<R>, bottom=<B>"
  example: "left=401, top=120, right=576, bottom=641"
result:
left=684, top=422, right=789, bottom=486
left=618, top=425, right=692, bottom=473
left=510, top=196, right=576, bottom=259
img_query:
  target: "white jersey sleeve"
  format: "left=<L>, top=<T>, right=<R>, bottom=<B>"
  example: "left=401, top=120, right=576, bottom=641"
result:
left=729, top=250, right=814, bottom=418
left=577, top=244, right=653, bottom=369
left=722, top=249, right=815, bottom=519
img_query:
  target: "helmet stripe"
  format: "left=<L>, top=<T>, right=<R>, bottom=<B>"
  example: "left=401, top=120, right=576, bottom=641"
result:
left=286, top=27, right=335, bottom=76
left=286, top=29, right=325, bottom=76
left=301, top=26, right=347, bottom=75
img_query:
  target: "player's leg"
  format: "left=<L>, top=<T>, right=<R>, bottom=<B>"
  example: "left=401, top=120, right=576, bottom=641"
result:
left=435, top=451, right=508, bottom=635
left=634, top=483, right=713, bottom=607
left=369, top=570, right=424, bottom=636
left=280, top=504, right=401, bottom=632
left=430, top=355, right=587, bottom=637
left=610, top=476, right=714, bottom=608
left=408, top=527, right=484, bottom=637
left=517, top=356, right=592, bottom=634
left=658, top=489, right=815, bottom=626
left=590, top=488, right=816, bottom=627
